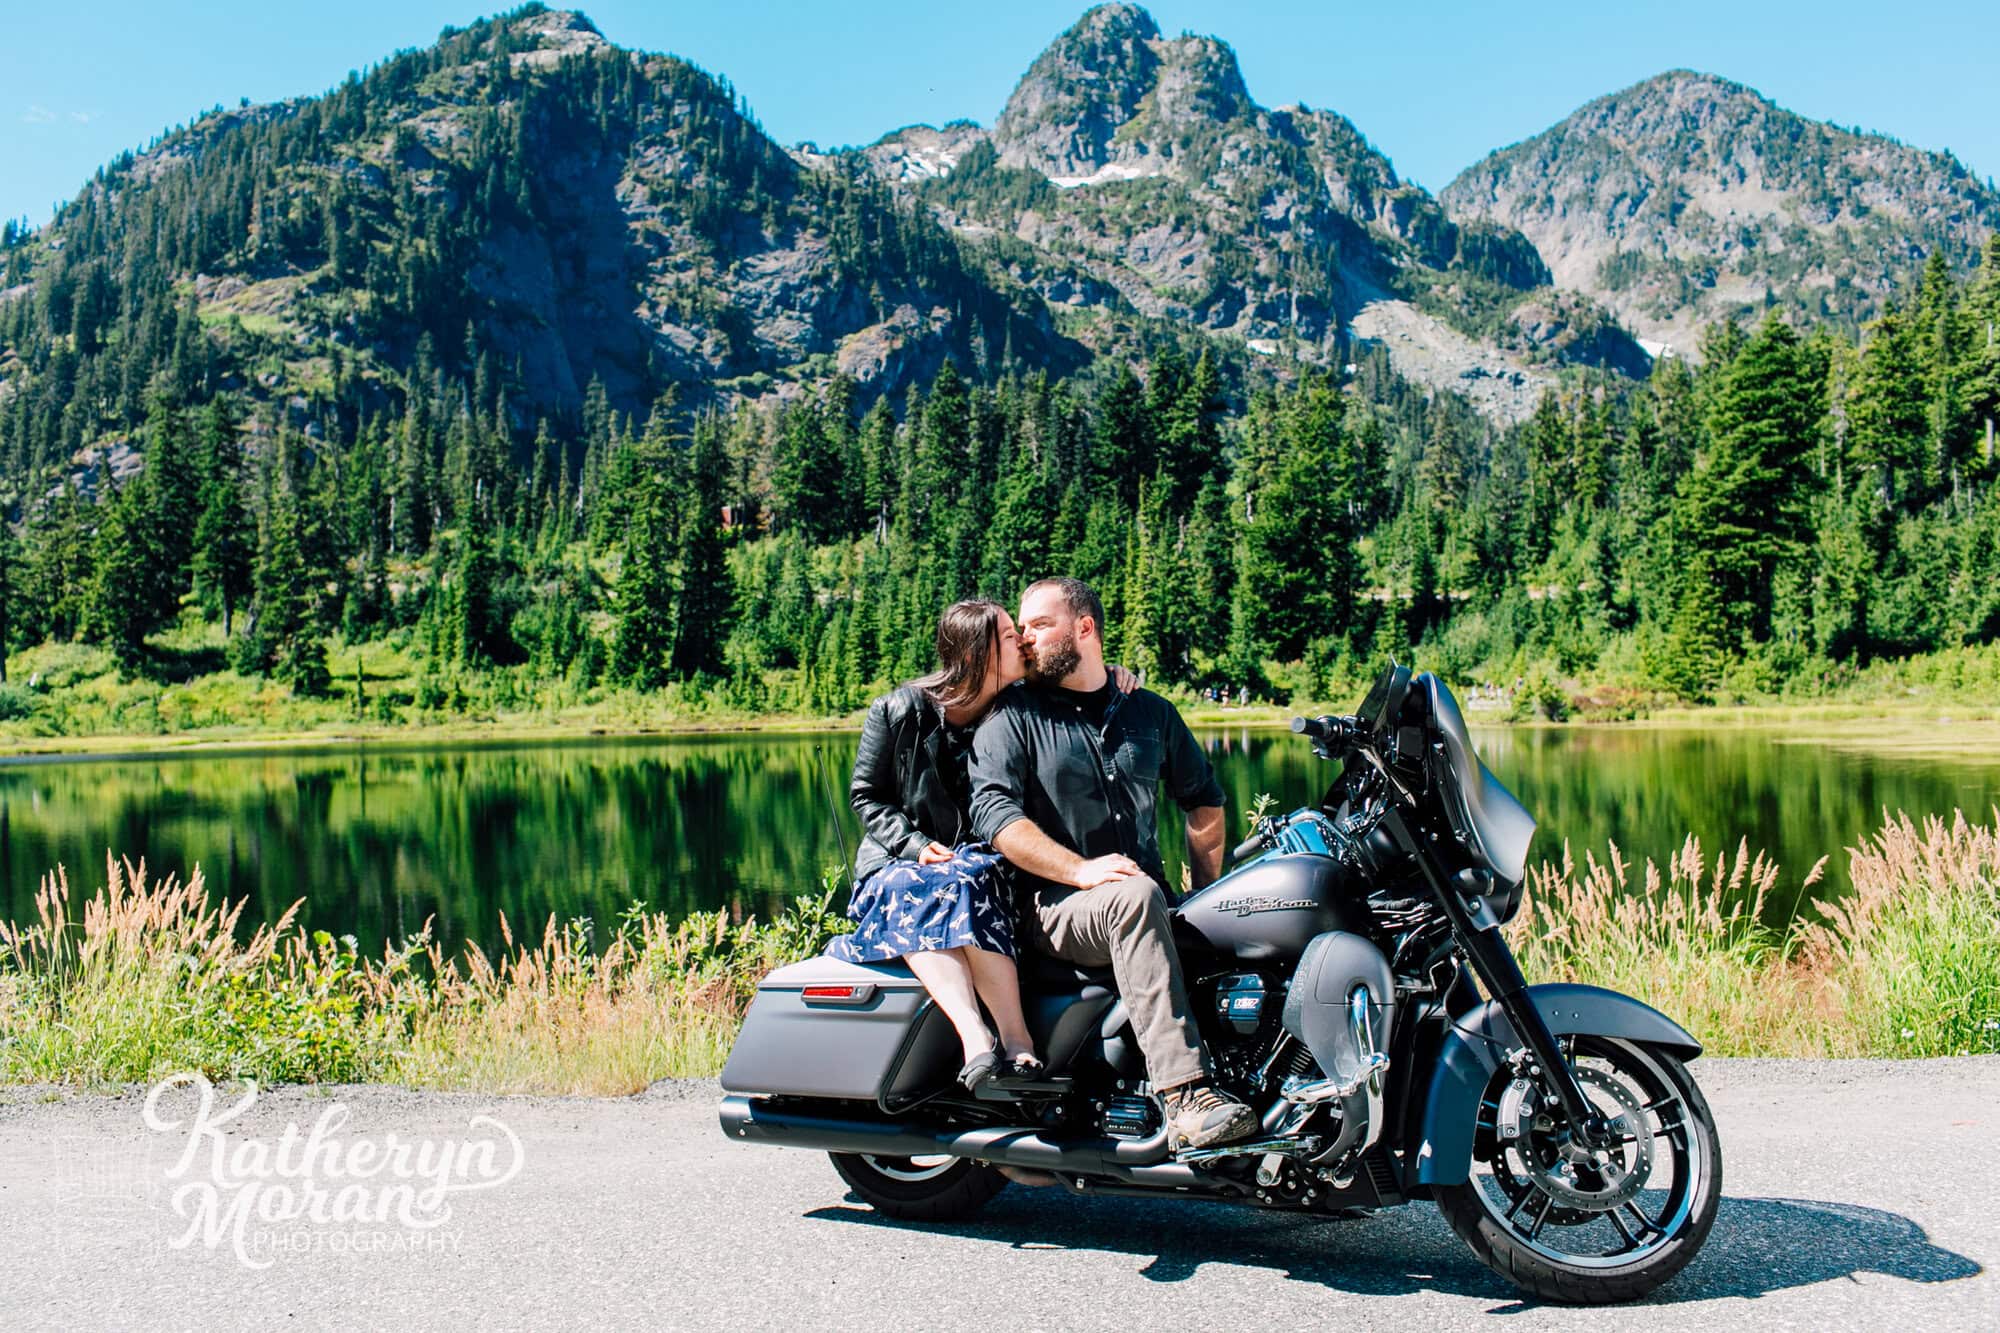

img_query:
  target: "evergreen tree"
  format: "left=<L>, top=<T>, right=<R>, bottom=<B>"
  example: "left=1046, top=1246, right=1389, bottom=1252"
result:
left=238, top=437, right=327, bottom=693
left=83, top=481, right=159, bottom=671
left=191, top=398, right=253, bottom=634
left=1849, top=302, right=1930, bottom=511
left=672, top=415, right=731, bottom=678
left=1673, top=314, right=1824, bottom=642
left=0, top=519, right=15, bottom=678
left=1094, top=364, right=1152, bottom=506
left=1655, top=552, right=1733, bottom=702
left=143, top=391, right=200, bottom=593
left=612, top=465, right=679, bottom=689
left=1235, top=378, right=1357, bottom=661
left=1964, top=236, right=2000, bottom=469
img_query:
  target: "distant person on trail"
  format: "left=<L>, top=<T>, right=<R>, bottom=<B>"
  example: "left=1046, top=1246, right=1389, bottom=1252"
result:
left=968, top=577, right=1258, bottom=1152
left=832, top=599, right=1140, bottom=1094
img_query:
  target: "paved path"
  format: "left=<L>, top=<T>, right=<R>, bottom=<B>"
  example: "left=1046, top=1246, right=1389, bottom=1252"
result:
left=2, top=1058, right=1994, bottom=1330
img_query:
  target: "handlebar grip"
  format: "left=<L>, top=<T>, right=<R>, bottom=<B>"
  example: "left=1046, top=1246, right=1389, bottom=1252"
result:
left=1290, top=714, right=1354, bottom=742
left=1228, top=829, right=1270, bottom=865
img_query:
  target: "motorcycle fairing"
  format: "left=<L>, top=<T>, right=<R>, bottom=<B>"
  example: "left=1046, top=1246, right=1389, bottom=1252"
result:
left=1419, top=672, right=1538, bottom=886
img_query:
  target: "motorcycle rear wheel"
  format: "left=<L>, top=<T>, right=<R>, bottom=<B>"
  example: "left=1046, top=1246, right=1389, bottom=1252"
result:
left=829, top=1152, right=1009, bottom=1222
left=1435, top=1037, right=1722, bottom=1304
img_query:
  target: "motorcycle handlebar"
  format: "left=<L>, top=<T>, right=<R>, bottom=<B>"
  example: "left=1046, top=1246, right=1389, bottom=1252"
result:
left=1228, top=828, right=1270, bottom=865
left=1290, top=714, right=1358, bottom=744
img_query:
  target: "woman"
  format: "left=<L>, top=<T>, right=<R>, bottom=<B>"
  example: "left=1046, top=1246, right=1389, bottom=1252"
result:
left=830, top=600, right=1138, bottom=1091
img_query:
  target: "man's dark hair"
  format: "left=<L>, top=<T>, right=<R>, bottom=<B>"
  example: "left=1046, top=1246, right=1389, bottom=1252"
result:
left=1024, top=577, right=1105, bottom=636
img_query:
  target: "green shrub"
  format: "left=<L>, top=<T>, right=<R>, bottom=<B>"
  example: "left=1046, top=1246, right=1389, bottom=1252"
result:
left=1509, top=664, right=1570, bottom=721
left=0, top=682, right=35, bottom=721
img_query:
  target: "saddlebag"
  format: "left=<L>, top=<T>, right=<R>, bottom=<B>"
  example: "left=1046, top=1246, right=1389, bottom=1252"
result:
left=720, top=955, right=956, bottom=1103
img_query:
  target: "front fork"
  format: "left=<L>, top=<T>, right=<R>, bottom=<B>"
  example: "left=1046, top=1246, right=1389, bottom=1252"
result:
left=1381, top=809, right=1613, bottom=1148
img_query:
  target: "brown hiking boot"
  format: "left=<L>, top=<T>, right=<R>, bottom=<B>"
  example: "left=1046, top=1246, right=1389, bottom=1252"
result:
left=1163, top=1082, right=1258, bottom=1150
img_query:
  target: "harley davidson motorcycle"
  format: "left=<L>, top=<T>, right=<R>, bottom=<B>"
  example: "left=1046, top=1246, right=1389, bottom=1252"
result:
left=718, top=664, right=1721, bottom=1303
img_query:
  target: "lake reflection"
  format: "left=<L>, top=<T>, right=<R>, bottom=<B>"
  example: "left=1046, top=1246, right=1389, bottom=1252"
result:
left=0, top=724, right=1993, bottom=957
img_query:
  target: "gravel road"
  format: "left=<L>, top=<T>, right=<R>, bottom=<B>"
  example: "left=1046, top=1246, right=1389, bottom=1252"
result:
left=3, top=1057, right=1994, bottom=1330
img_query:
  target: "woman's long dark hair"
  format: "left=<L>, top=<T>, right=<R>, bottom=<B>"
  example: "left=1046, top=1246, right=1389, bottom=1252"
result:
left=910, top=599, right=1004, bottom=713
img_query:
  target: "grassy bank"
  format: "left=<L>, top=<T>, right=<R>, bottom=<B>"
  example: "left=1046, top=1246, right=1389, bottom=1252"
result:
left=5, top=638, right=2000, bottom=760
left=2, top=809, right=1995, bottom=1093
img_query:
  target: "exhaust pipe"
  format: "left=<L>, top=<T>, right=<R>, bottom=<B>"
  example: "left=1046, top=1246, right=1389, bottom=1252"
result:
left=995, top=1166, right=1060, bottom=1187
left=718, top=1095, right=1210, bottom=1189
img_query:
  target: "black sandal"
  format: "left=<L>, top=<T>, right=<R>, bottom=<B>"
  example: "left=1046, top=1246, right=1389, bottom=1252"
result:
left=957, top=1050, right=1001, bottom=1092
left=1003, top=1053, right=1045, bottom=1079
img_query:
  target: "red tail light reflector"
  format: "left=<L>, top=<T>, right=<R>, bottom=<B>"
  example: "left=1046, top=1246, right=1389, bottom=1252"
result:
left=801, top=983, right=878, bottom=1006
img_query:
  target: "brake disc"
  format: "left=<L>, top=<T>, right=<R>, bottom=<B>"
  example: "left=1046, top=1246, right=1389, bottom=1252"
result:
left=1495, top=1064, right=1654, bottom=1212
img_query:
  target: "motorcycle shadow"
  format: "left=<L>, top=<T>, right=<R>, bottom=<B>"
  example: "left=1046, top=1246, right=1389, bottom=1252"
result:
left=807, top=1190, right=1981, bottom=1305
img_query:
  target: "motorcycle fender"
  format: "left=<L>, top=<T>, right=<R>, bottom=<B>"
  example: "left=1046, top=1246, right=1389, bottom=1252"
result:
left=1413, top=983, right=1702, bottom=1186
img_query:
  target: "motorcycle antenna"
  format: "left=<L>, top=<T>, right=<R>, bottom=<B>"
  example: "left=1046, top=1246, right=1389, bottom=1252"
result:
left=813, top=743, right=851, bottom=880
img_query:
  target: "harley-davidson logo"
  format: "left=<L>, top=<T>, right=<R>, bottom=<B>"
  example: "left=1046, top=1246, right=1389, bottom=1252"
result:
left=1211, top=895, right=1318, bottom=918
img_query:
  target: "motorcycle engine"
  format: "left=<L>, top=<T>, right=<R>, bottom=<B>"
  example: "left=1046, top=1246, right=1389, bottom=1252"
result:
left=1101, top=1095, right=1160, bottom=1140
left=1206, top=972, right=1291, bottom=1091
left=1215, top=973, right=1270, bottom=1035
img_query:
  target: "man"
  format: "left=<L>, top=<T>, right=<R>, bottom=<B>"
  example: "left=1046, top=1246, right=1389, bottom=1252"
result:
left=968, top=577, right=1258, bottom=1151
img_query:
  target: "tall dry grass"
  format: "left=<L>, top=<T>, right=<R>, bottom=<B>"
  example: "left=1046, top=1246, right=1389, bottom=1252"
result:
left=0, top=855, right=843, bottom=1094
left=3, top=809, right=1994, bottom=1093
left=1511, top=808, right=2000, bottom=1057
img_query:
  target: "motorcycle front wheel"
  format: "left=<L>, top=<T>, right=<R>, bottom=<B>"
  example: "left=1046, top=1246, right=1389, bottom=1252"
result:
left=828, top=1152, right=1009, bottom=1222
left=1435, top=1036, right=1722, bottom=1304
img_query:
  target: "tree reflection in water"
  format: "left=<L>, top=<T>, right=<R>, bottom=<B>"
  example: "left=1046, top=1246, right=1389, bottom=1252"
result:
left=0, top=727, right=1991, bottom=957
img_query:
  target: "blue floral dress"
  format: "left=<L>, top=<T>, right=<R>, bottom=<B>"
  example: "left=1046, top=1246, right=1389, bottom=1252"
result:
left=825, top=844, right=1016, bottom=962
left=827, top=721, right=1017, bottom=962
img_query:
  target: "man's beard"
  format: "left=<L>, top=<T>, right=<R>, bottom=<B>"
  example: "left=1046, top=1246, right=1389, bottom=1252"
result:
left=1023, top=632, right=1080, bottom=684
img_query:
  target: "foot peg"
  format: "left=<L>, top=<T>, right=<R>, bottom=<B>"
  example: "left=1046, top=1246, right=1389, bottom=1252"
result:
left=1174, top=1134, right=1322, bottom=1166
left=971, top=1071, right=1073, bottom=1101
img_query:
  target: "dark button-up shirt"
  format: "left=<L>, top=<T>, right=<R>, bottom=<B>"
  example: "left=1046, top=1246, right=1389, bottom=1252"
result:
left=968, top=682, right=1226, bottom=897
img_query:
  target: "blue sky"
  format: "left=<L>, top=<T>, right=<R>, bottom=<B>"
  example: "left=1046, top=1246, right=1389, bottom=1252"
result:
left=4, top=1, right=1994, bottom=228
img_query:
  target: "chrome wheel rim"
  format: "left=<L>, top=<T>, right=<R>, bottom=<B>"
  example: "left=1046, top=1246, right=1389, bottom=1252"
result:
left=1466, top=1037, right=1710, bottom=1270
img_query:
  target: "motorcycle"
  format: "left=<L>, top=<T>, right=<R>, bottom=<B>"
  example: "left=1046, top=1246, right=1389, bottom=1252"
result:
left=718, top=664, right=1722, bottom=1303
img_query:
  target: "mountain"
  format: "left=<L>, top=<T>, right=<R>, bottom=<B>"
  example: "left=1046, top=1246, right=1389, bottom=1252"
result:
left=817, top=3, right=1650, bottom=420
left=1442, top=70, right=2000, bottom=354
left=0, top=5, right=1084, bottom=446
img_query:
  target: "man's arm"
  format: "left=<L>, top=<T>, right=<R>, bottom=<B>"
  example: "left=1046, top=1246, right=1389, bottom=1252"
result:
left=1183, top=804, right=1225, bottom=890
left=1158, top=696, right=1228, bottom=890
left=967, top=699, right=1030, bottom=847
left=991, top=819, right=1140, bottom=890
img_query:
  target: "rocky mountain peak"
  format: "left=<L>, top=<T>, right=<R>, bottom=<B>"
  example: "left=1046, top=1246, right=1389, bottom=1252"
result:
left=992, top=3, right=1249, bottom=183
left=497, top=7, right=609, bottom=62
left=1443, top=68, right=2000, bottom=350
left=1550, top=69, right=1785, bottom=153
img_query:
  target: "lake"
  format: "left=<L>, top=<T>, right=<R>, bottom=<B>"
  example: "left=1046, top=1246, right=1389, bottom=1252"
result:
left=0, top=723, right=1993, bottom=957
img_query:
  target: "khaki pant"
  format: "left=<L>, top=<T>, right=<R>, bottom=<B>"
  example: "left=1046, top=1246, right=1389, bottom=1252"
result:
left=1027, top=875, right=1208, bottom=1091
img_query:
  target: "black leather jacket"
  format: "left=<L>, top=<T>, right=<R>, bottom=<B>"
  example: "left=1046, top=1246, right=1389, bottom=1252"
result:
left=849, top=684, right=973, bottom=887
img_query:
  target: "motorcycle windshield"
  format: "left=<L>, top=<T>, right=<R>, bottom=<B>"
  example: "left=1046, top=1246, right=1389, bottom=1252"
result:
left=1421, top=674, right=1537, bottom=885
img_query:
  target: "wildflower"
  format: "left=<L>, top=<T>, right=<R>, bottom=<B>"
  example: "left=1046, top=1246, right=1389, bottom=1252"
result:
left=1900, top=1028, right=1915, bottom=1039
